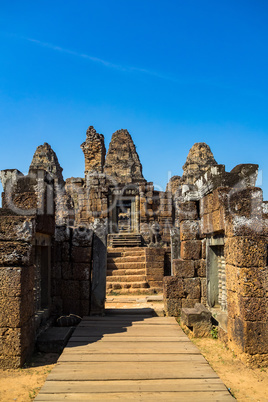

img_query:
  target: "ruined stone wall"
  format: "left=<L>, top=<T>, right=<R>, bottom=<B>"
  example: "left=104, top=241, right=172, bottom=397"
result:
left=51, top=225, right=93, bottom=317
left=0, top=213, right=36, bottom=368
left=201, top=186, right=268, bottom=366
left=163, top=200, right=205, bottom=315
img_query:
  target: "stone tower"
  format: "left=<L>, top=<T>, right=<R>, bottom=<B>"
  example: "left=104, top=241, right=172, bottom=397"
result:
left=81, top=126, right=106, bottom=175
left=182, top=142, right=218, bottom=185
left=29, top=142, right=64, bottom=184
left=104, top=129, right=145, bottom=184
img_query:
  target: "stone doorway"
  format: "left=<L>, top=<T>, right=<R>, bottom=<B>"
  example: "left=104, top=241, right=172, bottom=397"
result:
left=117, top=199, right=132, bottom=232
left=110, top=197, right=137, bottom=233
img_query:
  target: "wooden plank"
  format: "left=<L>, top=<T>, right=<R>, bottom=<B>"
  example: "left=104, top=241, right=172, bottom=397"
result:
left=47, top=361, right=219, bottom=381
left=80, top=317, right=177, bottom=324
left=58, top=353, right=206, bottom=363
left=71, top=326, right=185, bottom=337
left=69, top=336, right=189, bottom=342
left=36, top=314, right=232, bottom=401
left=37, top=378, right=228, bottom=393
left=35, top=391, right=234, bottom=401
left=64, top=341, right=199, bottom=354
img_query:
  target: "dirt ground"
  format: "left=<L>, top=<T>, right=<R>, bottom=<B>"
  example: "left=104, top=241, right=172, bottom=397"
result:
left=194, top=337, right=268, bottom=402
left=0, top=353, right=59, bottom=402
left=0, top=329, right=268, bottom=401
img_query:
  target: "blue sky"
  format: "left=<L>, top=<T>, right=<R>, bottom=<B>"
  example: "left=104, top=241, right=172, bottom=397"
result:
left=0, top=1, right=268, bottom=200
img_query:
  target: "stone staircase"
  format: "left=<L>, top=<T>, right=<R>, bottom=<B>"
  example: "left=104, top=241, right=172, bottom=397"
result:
left=106, top=247, right=155, bottom=295
left=108, top=234, right=143, bottom=247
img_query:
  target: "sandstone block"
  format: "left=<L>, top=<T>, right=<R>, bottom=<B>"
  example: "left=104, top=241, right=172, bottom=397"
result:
left=181, top=240, right=202, bottom=260
left=180, top=220, right=199, bottom=241
left=0, top=216, right=35, bottom=242
left=0, top=266, right=34, bottom=297
left=73, top=263, right=90, bottom=281
left=0, top=292, right=34, bottom=327
left=184, top=278, right=201, bottom=299
left=178, top=201, right=198, bottom=222
left=173, top=259, right=195, bottom=278
left=181, top=299, right=200, bottom=308
left=61, top=242, right=70, bottom=262
left=228, top=187, right=263, bottom=219
left=239, top=296, right=267, bottom=321
left=194, top=259, right=206, bottom=277
left=164, top=298, right=181, bottom=317
left=0, top=241, right=33, bottom=266
left=225, top=264, right=238, bottom=293
left=227, top=290, right=239, bottom=319
left=237, top=267, right=267, bottom=298
left=163, top=276, right=185, bottom=299
left=61, top=280, right=80, bottom=301
left=225, top=215, right=268, bottom=238
left=228, top=317, right=268, bottom=355
left=51, top=262, right=61, bottom=279
left=61, top=262, right=72, bottom=280
left=71, top=246, right=91, bottom=263
left=225, top=237, right=266, bottom=267
left=200, top=214, right=213, bottom=235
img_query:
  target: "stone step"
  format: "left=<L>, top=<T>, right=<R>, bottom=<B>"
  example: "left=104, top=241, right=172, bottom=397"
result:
left=106, top=282, right=150, bottom=290
left=107, top=269, right=146, bottom=276
left=108, top=248, right=146, bottom=255
left=106, top=287, right=160, bottom=295
left=107, top=256, right=146, bottom=263
left=106, top=275, right=147, bottom=283
left=107, top=262, right=146, bottom=270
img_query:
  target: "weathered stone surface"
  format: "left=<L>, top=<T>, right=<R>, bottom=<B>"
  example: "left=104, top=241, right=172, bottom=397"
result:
left=73, top=263, right=90, bottom=281
left=180, top=240, right=202, bottom=260
left=225, top=237, right=267, bottom=267
left=72, top=226, right=93, bottom=247
left=81, top=126, right=106, bottom=174
left=182, top=142, right=218, bottom=185
left=239, top=296, right=267, bottom=321
left=164, top=298, right=181, bottom=316
left=104, top=129, right=145, bottom=184
left=237, top=267, right=267, bottom=298
left=227, top=187, right=263, bottom=219
left=163, top=276, right=185, bottom=299
left=0, top=266, right=34, bottom=297
left=0, top=241, right=33, bottom=266
left=71, top=247, right=91, bottom=263
left=0, top=318, right=34, bottom=359
left=180, top=220, right=199, bottom=241
left=166, top=175, right=181, bottom=195
left=184, top=278, right=201, bottom=299
left=181, top=303, right=212, bottom=337
left=178, top=202, right=198, bottom=222
left=173, top=259, right=195, bottom=278
left=194, top=259, right=206, bottom=277
left=181, top=299, right=200, bottom=308
left=29, top=142, right=64, bottom=183
left=0, top=292, right=34, bottom=327
left=228, top=317, right=268, bottom=355
left=0, top=216, right=35, bottom=241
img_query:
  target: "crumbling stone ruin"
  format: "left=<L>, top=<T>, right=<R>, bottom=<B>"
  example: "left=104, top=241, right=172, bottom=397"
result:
left=0, top=125, right=267, bottom=369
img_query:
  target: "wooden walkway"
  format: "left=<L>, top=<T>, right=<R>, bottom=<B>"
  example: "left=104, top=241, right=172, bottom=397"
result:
left=36, top=309, right=233, bottom=401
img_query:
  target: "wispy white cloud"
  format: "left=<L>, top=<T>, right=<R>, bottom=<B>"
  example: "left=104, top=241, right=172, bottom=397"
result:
left=25, top=37, right=177, bottom=82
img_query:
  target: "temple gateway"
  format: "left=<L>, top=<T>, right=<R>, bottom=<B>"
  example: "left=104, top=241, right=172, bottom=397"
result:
left=0, top=125, right=267, bottom=369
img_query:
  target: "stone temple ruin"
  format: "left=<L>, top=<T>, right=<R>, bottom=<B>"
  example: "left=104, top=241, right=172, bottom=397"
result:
left=0, top=125, right=267, bottom=369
